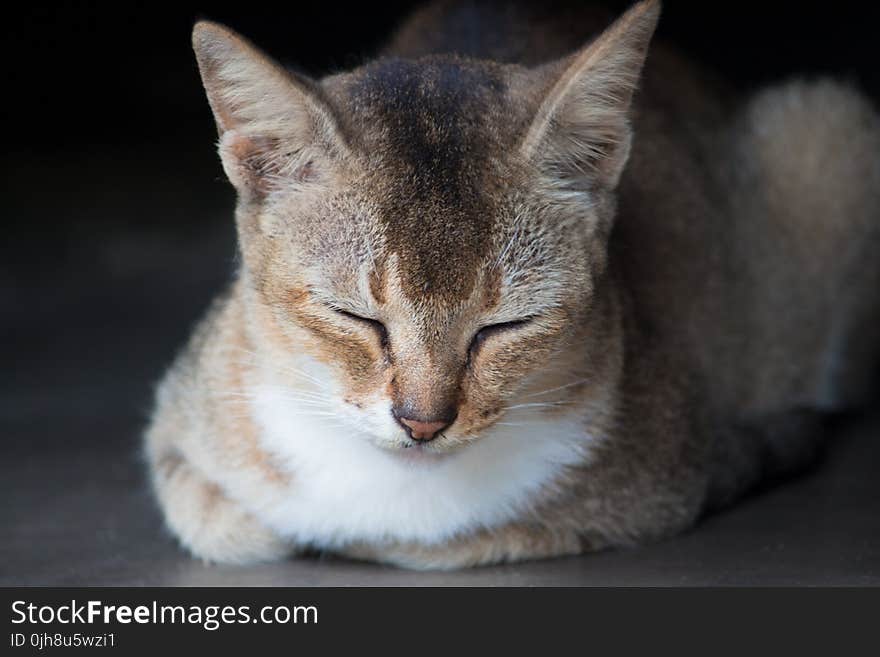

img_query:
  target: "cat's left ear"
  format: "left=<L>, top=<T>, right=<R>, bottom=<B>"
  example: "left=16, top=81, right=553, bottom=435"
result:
left=521, top=0, right=660, bottom=190
left=192, top=21, right=348, bottom=198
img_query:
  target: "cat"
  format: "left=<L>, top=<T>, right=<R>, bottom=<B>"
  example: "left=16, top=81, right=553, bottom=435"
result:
left=145, top=0, right=880, bottom=569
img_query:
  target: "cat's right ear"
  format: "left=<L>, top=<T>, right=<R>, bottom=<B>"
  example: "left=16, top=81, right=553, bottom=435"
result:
left=192, top=21, right=347, bottom=199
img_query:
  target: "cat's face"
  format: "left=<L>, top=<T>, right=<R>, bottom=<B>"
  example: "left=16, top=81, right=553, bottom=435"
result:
left=248, top=144, right=599, bottom=454
left=192, top=4, right=656, bottom=454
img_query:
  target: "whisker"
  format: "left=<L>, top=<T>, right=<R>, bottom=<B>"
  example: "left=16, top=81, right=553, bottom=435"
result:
left=220, top=347, right=329, bottom=387
left=212, top=394, right=339, bottom=414
left=503, top=401, right=570, bottom=411
left=212, top=389, right=333, bottom=404
left=211, top=383, right=335, bottom=402
left=254, top=386, right=336, bottom=403
left=520, top=378, right=590, bottom=399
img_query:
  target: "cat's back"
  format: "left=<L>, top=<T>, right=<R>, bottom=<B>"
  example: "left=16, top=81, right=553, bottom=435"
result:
left=386, top=0, right=616, bottom=64
left=385, top=0, right=729, bottom=119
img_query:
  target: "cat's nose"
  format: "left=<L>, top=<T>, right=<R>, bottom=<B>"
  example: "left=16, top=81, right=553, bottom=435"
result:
left=393, top=408, right=457, bottom=442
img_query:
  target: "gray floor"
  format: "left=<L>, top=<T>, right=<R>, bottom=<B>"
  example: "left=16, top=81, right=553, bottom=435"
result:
left=3, top=150, right=879, bottom=586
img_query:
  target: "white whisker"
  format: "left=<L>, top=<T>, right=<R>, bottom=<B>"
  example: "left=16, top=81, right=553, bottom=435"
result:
left=521, top=378, right=590, bottom=399
left=213, top=390, right=333, bottom=406
left=503, top=401, right=570, bottom=411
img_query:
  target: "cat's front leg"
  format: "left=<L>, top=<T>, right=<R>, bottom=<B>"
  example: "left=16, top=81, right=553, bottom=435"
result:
left=340, top=524, right=590, bottom=571
left=150, top=447, right=292, bottom=565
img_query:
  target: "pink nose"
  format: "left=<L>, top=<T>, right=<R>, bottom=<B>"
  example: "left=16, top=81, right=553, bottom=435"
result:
left=397, top=417, right=451, bottom=441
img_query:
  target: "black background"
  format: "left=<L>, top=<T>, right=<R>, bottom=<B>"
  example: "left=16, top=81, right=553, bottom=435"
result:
left=7, top=1, right=880, bottom=153
left=7, top=2, right=880, bottom=149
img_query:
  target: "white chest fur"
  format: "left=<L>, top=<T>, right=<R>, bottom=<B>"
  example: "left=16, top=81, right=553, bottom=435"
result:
left=244, top=384, right=597, bottom=548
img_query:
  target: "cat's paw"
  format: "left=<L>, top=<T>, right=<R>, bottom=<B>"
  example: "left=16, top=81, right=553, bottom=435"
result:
left=152, top=450, right=291, bottom=565
left=341, top=526, right=587, bottom=570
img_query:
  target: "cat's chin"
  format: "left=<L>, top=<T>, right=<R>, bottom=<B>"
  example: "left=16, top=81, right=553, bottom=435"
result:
left=374, top=440, right=463, bottom=465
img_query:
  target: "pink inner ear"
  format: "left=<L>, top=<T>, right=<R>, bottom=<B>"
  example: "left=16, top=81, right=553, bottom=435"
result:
left=228, top=133, right=281, bottom=175
left=223, top=132, right=317, bottom=192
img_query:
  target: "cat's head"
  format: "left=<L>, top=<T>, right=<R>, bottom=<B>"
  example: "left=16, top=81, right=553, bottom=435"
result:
left=193, top=1, right=659, bottom=454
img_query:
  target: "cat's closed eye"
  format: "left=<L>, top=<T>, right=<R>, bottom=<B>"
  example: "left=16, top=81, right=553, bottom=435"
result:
left=468, top=318, right=533, bottom=362
left=333, top=308, right=389, bottom=349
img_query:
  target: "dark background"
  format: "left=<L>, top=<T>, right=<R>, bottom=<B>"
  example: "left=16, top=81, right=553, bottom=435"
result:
left=9, top=1, right=880, bottom=152
left=2, top=1, right=879, bottom=585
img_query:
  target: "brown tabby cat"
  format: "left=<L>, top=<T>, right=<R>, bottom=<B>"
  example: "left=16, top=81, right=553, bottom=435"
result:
left=145, top=0, right=880, bottom=568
